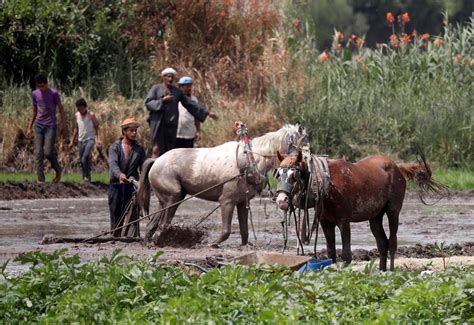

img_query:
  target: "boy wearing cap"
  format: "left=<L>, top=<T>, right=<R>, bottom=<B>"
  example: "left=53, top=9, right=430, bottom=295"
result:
left=144, top=67, right=218, bottom=158
left=176, top=76, right=200, bottom=148
left=108, top=118, right=146, bottom=237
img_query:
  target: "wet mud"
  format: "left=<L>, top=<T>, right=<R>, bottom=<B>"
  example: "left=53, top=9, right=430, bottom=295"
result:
left=0, top=182, right=107, bottom=200
left=0, top=190, right=473, bottom=273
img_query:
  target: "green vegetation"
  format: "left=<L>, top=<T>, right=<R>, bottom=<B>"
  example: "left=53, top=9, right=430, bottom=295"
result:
left=433, top=168, right=474, bottom=190
left=0, top=250, right=472, bottom=323
left=0, top=1, right=472, bottom=171
left=271, top=13, right=473, bottom=167
left=0, top=172, right=109, bottom=184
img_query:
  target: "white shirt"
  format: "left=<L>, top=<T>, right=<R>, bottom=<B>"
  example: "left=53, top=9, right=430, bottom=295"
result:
left=177, top=95, right=198, bottom=139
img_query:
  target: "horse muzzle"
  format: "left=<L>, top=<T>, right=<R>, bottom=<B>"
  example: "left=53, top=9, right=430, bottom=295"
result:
left=275, top=192, right=290, bottom=211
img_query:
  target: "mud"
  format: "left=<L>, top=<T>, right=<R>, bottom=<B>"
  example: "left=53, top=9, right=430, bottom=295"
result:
left=0, top=190, right=473, bottom=274
left=0, top=182, right=107, bottom=200
left=154, top=225, right=207, bottom=248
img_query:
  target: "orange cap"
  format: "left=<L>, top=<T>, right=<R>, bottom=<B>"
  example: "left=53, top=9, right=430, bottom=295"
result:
left=120, top=117, right=141, bottom=129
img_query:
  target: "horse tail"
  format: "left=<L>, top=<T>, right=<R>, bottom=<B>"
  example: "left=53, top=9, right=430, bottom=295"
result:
left=137, top=158, right=156, bottom=214
left=397, top=147, right=450, bottom=204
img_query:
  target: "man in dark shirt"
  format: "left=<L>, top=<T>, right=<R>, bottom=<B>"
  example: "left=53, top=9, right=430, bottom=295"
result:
left=144, top=67, right=218, bottom=158
left=108, top=118, right=146, bottom=237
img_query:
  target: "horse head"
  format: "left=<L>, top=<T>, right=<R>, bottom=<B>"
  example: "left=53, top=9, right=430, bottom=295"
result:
left=274, top=150, right=308, bottom=211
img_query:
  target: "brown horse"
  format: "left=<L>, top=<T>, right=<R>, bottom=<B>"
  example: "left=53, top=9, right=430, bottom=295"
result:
left=274, top=150, right=448, bottom=271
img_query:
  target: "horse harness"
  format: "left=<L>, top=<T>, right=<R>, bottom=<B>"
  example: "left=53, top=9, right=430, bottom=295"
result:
left=275, top=148, right=331, bottom=254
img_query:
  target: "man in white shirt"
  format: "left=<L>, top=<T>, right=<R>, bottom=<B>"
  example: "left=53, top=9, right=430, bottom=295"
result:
left=176, top=76, right=202, bottom=148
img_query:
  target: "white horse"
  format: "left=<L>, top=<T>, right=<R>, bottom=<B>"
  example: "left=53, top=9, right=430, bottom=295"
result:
left=137, top=124, right=304, bottom=246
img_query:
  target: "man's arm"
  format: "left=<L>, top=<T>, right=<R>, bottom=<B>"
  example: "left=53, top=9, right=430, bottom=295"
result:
left=26, top=105, right=38, bottom=138
left=70, top=126, right=78, bottom=148
left=145, top=84, right=167, bottom=113
left=108, top=143, right=125, bottom=183
left=194, top=119, right=201, bottom=142
left=180, top=93, right=211, bottom=123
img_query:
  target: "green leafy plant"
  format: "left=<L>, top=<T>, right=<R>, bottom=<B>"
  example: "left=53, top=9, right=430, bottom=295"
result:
left=431, top=241, right=459, bottom=270
left=0, top=250, right=472, bottom=323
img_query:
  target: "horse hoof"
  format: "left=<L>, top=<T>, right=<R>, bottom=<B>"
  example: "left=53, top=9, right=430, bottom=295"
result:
left=210, top=243, right=220, bottom=249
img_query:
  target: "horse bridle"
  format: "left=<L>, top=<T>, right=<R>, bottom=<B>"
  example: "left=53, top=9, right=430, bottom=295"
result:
left=274, top=163, right=310, bottom=254
left=275, top=165, right=308, bottom=208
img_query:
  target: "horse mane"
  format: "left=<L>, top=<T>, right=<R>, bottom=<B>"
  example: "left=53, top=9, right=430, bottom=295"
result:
left=251, top=124, right=298, bottom=157
left=279, top=155, right=299, bottom=168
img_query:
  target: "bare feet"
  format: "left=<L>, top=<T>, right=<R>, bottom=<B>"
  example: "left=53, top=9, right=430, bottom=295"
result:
left=83, top=177, right=90, bottom=185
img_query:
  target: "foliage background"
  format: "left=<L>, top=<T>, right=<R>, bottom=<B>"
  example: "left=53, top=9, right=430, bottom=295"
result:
left=0, top=0, right=472, bottom=172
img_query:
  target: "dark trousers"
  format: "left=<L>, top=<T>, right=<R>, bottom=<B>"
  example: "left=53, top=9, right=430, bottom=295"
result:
left=78, top=139, right=95, bottom=179
left=175, top=137, right=195, bottom=149
left=34, top=123, right=61, bottom=182
left=155, top=125, right=178, bottom=156
left=108, top=184, right=138, bottom=237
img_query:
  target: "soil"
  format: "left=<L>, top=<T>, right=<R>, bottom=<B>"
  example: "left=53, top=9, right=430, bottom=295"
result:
left=0, top=187, right=472, bottom=274
left=0, top=182, right=107, bottom=200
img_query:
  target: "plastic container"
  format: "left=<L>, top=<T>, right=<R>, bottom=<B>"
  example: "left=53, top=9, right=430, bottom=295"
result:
left=298, top=258, right=333, bottom=272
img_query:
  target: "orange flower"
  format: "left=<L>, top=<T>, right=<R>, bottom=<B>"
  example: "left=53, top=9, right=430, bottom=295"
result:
left=356, top=38, right=364, bottom=46
left=319, top=51, right=329, bottom=63
left=219, top=9, right=226, bottom=17
left=421, top=33, right=430, bottom=40
left=337, top=31, right=344, bottom=41
left=386, top=12, right=394, bottom=24
left=400, top=33, right=411, bottom=43
left=401, top=12, right=410, bottom=23
left=337, top=43, right=343, bottom=51
left=389, top=34, right=399, bottom=48
left=411, top=30, right=417, bottom=37
left=434, top=38, right=444, bottom=46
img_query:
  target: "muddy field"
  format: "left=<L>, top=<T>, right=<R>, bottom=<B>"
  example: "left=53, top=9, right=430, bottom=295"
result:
left=0, top=185, right=473, bottom=273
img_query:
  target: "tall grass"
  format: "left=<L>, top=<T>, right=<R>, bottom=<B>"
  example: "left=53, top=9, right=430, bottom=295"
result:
left=269, top=16, right=473, bottom=167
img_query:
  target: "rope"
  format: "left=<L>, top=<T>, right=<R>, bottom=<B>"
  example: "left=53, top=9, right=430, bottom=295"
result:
left=245, top=188, right=258, bottom=243
left=291, top=205, right=305, bottom=255
left=281, top=211, right=288, bottom=254
left=193, top=204, right=221, bottom=227
left=83, top=173, right=244, bottom=242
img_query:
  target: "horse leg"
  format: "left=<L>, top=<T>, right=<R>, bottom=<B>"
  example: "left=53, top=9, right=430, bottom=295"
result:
left=145, top=207, right=165, bottom=243
left=320, top=219, right=337, bottom=262
left=236, top=202, right=249, bottom=246
left=145, top=195, right=181, bottom=243
left=386, top=205, right=401, bottom=271
left=338, top=221, right=352, bottom=265
left=369, top=212, right=389, bottom=271
left=212, top=200, right=235, bottom=247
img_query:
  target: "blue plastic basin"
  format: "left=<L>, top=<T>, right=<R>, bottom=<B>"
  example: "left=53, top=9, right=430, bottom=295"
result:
left=298, top=258, right=333, bottom=272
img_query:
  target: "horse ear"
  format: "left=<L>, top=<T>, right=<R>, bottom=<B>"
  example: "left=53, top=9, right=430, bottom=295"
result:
left=297, top=150, right=302, bottom=162
left=277, top=151, right=284, bottom=162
